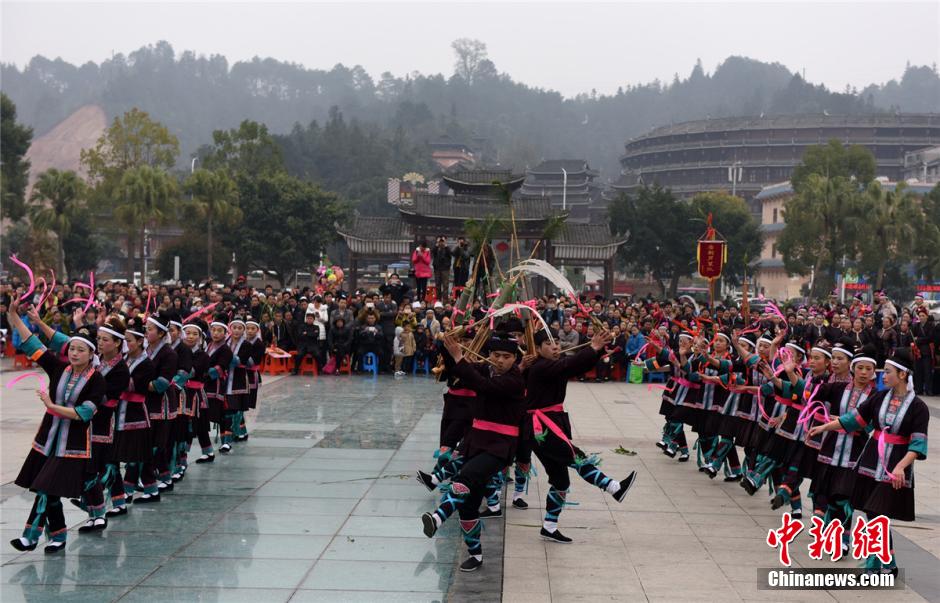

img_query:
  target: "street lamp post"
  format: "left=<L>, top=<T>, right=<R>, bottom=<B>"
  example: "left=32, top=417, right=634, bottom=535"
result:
left=729, top=161, right=742, bottom=197
left=561, top=167, right=567, bottom=211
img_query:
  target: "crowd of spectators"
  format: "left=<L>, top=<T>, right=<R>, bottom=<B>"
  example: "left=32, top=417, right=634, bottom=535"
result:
left=1, top=270, right=937, bottom=394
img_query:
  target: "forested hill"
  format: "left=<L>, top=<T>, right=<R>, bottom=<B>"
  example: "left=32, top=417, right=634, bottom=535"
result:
left=3, top=40, right=939, bottom=180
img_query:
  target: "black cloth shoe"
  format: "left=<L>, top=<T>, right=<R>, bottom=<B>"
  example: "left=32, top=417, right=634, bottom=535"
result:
left=158, top=481, right=174, bottom=492
left=106, top=506, right=127, bottom=517
left=479, top=508, right=502, bottom=519
left=135, top=493, right=161, bottom=504
left=44, top=541, right=66, bottom=554
left=416, top=470, right=436, bottom=492
left=195, top=454, right=215, bottom=464
left=613, top=471, right=637, bottom=503
left=69, top=498, right=84, bottom=510
left=724, top=474, right=742, bottom=482
left=677, top=452, right=690, bottom=462
left=219, top=444, right=232, bottom=454
left=655, top=440, right=667, bottom=450
left=459, top=556, right=483, bottom=572
left=703, top=466, right=718, bottom=479
left=511, top=498, right=528, bottom=509
left=770, top=494, right=785, bottom=510
left=741, top=477, right=758, bottom=496
left=421, top=512, right=438, bottom=538
left=540, top=527, right=573, bottom=543
left=79, top=517, right=107, bottom=533
left=10, top=538, right=37, bottom=552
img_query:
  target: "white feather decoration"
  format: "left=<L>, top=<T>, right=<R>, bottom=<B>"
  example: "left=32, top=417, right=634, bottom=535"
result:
left=508, top=259, right=577, bottom=298
left=486, top=303, right=555, bottom=344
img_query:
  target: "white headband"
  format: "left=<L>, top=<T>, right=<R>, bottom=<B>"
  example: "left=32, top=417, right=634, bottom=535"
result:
left=757, top=337, right=773, bottom=346
left=811, top=346, right=832, bottom=359
left=146, top=316, right=169, bottom=332
left=678, top=333, right=693, bottom=341
left=851, top=356, right=876, bottom=367
left=229, top=319, right=245, bottom=326
left=245, top=320, right=260, bottom=327
left=785, top=342, right=805, bottom=356
left=69, top=335, right=97, bottom=352
left=884, top=359, right=910, bottom=374
left=738, top=338, right=755, bottom=349
left=832, top=346, right=853, bottom=359
left=169, top=320, right=183, bottom=330
left=99, top=326, right=126, bottom=341
left=210, top=321, right=227, bottom=329
left=182, top=324, right=204, bottom=335
left=715, top=332, right=731, bottom=342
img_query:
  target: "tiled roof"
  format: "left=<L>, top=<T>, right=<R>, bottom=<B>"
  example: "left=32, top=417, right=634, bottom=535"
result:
left=336, top=215, right=412, bottom=255
left=554, top=223, right=624, bottom=246
left=634, top=113, right=940, bottom=140
left=442, top=169, right=525, bottom=185
left=401, top=193, right=555, bottom=220
left=755, top=181, right=794, bottom=200
left=551, top=223, right=625, bottom=261
left=528, top=159, right=594, bottom=174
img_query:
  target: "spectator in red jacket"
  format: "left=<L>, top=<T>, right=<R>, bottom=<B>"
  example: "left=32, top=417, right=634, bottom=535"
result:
left=411, top=240, right=432, bottom=302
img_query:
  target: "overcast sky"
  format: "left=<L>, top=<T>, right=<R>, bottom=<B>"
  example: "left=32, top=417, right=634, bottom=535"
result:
left=2, top=1, right=938, bottom=97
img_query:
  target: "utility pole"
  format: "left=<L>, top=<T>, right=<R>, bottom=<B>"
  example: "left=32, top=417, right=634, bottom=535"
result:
left=729, top=161, right=742, bottom=197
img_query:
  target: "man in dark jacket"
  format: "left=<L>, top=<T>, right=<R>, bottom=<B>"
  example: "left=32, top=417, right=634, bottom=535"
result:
left=451, top=237, right=471, bottom=291
left=431, top=236, right=452, bottom=301
left=375, top=292, right=398, bottom=370
left=293, top=312, right=323, bottom=374
left=421, top=333, right=525, bottom=572
left=379, top=273, right=410, bottom=307
left=523, top=328, right=637, bottom=542
left=327, top=316, right=354, bottom=372
left=354, top=313, right=386, bottom=372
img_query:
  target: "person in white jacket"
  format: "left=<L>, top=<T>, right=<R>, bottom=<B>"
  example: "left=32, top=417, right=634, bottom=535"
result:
left=309, top=296, right=329, bottom=346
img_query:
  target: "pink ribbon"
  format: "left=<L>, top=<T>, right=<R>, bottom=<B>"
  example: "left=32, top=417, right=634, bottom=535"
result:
left=37, top=269, right=55, bottom=309
left=183, top=302, right=219, bottom=324
left=6, top=371, right=48, bottom=393
left=10, top=255, right=35, bottom=303
left=795, top=385, right=827, bottom=427
left=143, top=287, right=153, bottom=317
left=85, top=272, right=94, bottom=312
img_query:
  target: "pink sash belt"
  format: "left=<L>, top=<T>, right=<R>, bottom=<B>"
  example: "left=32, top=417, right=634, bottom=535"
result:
left=472, top=419, right=519, bottom=437
left=528, top=403, right=575, bottom=456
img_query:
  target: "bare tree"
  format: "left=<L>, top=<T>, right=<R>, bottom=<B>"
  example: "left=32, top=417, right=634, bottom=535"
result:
left=451, top=38, right=488, bottom=85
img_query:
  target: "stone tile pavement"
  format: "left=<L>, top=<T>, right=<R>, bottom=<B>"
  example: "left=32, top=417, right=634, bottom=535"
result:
left=500, top=379, right=939, bottom=602
left=1, top=361, right=937, bottom=602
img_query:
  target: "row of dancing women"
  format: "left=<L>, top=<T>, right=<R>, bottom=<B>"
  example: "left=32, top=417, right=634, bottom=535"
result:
left=7, top=298, right=263, bottom=553
left=642, top=326, right=928, bottom=574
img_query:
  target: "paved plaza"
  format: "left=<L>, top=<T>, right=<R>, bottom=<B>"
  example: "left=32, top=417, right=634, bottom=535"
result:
left=1, top=364, right=938, bottom=602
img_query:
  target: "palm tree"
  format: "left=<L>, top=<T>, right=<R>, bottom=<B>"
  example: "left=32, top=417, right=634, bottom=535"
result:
left=862, top=181, right=922, bottom=291
left=29, top=169, right=86, bottom=280
left=185, top=168, right=240, bottom=280
left=114, top=165, right=178, bottom=284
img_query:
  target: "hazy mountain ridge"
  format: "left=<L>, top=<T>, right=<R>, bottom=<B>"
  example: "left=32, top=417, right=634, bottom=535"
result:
left=3, top=41, right=938, bottom=180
